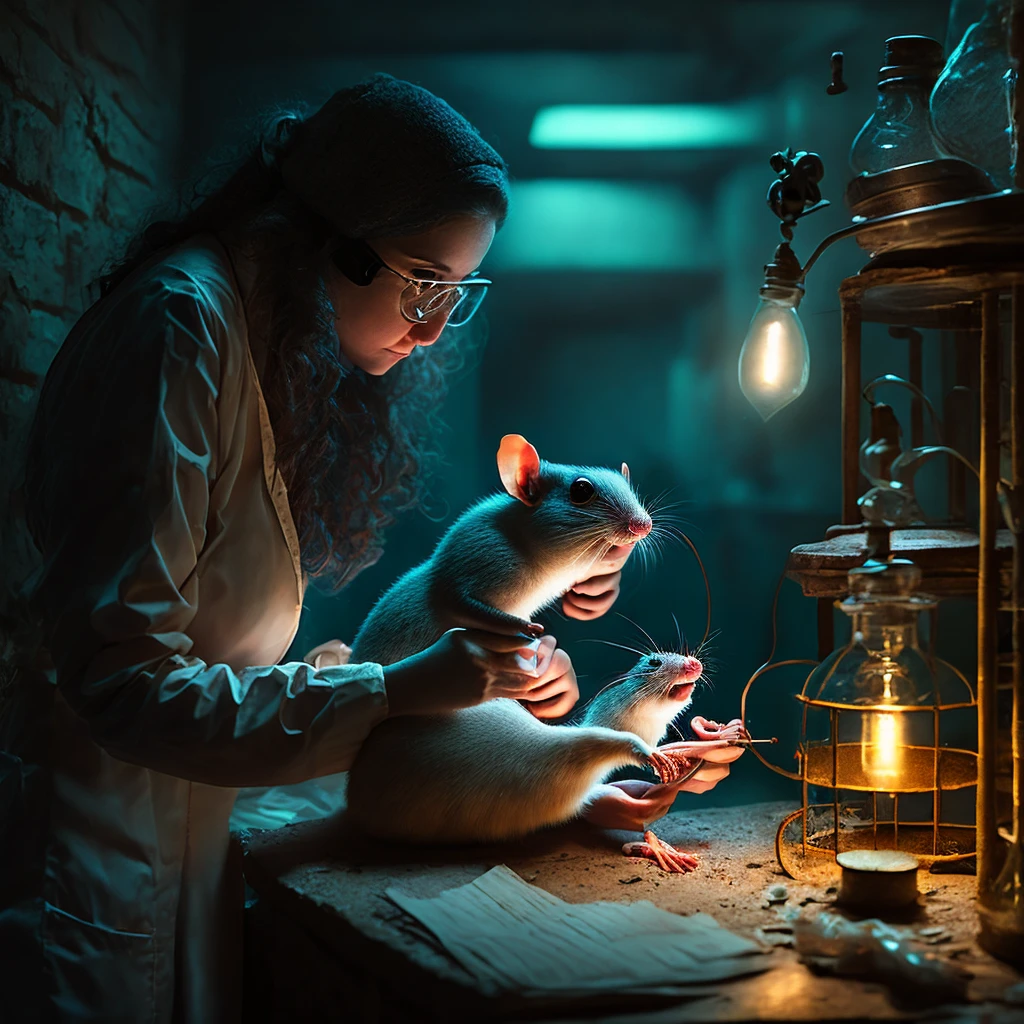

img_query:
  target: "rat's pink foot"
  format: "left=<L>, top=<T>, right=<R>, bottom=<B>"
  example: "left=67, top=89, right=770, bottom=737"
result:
left=622, top=830, right=699, bottom=873
left=647, top=747, right=698, bottom=784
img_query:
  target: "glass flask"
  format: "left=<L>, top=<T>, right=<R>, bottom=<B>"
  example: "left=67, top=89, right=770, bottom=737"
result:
left=930, top=0, right=1013, bottom=189
left=849, top=36, right=946, bottom=175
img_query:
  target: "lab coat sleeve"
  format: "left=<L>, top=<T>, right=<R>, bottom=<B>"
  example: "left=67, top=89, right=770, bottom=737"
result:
left=26, top=268, right=389, bottom=788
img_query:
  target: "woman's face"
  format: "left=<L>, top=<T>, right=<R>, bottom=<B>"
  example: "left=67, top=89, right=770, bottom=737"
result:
left=325, top=213, right=497, bottom=376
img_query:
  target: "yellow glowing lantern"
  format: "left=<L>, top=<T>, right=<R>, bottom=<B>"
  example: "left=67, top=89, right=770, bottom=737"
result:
left=744, top=555, right=977, bottom=880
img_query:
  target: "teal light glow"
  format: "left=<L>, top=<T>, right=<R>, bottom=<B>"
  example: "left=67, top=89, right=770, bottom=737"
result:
left=529, top=104, right=767, bottom=149
left=486, top=180, right=709, bottom=270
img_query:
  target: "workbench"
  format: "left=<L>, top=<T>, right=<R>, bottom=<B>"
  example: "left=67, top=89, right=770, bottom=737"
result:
left=238, top=800, right=1023, bottom=1023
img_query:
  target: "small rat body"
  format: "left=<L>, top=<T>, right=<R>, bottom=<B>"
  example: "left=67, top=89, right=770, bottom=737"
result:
left=350, top=433, right=652, bottom=666
left=346, top=650, right=703, bottom=843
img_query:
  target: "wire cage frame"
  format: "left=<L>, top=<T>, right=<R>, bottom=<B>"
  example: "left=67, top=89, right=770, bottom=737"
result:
left=742, top=630, right=978, bottom=881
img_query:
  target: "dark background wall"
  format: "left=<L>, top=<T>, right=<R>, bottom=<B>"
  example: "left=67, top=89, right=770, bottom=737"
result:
left=1, top=1, right=961, bottom=808
left=0, top=0, right=183, bottom=626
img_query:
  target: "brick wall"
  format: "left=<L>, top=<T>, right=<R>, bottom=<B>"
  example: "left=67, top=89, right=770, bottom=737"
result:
left=0, top=0, right=183, bottom=632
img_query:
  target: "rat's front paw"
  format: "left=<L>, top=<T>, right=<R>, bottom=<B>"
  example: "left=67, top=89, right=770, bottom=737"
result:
left=647, top=746, right=699, bottom=785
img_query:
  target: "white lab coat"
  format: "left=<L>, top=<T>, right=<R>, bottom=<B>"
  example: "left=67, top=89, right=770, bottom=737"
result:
left=0, top=236, right=389, bottom=1022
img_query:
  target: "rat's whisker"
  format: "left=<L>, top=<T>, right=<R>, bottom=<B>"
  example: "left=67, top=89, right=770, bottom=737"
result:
left=615, top=612, right=659, bottom=653
left=578, top=638, right=649, bottom=657
left=671, top=612, right=683, bottom=652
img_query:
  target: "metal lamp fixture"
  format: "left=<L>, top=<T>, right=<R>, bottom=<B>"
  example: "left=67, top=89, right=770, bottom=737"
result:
left=736, top=148, right=862, bottom=421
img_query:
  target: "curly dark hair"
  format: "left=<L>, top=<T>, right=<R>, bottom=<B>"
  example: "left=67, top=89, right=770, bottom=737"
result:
left=99, top=109, right=509, bottom=591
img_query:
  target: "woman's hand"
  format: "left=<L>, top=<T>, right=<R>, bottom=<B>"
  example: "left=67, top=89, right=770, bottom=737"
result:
left=562, top=542, right=634, bottom=620
left=304, top=639, right=352, bottom=669
left=690, top=716, right=749, bottom=742
left=518, top=638, right=578, bottom=719
left=382, top=629, right=577, bottom=718
left=582, top=780, right=681, bottom=831
left=582, top=746, right=740, bottom=831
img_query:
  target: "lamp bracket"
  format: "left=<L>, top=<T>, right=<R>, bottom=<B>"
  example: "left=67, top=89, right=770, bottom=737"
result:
left=766, top=149, right=827, bottom=241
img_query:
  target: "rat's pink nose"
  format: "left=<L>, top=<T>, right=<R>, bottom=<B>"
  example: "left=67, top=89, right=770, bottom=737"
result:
left=628, top=515, right=652, bottom=538
left=681, top=656, right=702, bottom=681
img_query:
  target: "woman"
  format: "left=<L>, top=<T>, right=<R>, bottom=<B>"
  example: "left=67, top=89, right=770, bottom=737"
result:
left=0, top=75, right=737, bottom=1023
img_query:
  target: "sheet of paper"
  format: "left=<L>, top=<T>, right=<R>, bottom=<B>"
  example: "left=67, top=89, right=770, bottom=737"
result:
left=386, top=864, right=770, bottom=996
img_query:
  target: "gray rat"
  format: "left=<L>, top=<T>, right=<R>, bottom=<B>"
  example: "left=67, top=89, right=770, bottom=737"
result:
left=350, top=433, right=653, bottom=666
left=345, top=435, right=715, bottom=871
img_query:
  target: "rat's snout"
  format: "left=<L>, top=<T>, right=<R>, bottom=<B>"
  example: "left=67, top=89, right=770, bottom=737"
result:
left=627, top=514, right=652, bottom=539
left=663, top=653, right=703, bottom=701
left=679, top=655, right=703, bottom=682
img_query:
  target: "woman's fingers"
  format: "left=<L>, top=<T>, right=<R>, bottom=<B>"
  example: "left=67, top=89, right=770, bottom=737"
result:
left=305, top=639, right=352, bottom=669
left=562, top=587, right=619, bottom=620
left=596, top=543, right=634, bottom=572
left=519, top=649, right=578, bottom=717
left=700, top=745, right=745, bottom=764
left=459, top=630, right=557, bottom=678
left=568, top=571, right=621, bottom=597
left=562, top=597, right=604, bottom=621
left=522, top=686, right=578, bottom=719
left=582, top=782, right=675, bottom=830
left=678, top=764, right=730, bottom=794
left=460, top=629, right=552, bottom=655
left=691, top=715, right=749, bottom=741
left=456, top=604, right=545, bottom=638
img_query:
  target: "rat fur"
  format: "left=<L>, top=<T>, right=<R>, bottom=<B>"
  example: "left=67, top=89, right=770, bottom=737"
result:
left=345, top=650, right=702, bottom=843
left=350, top=433, right=653, bottom=665
left=345, top=434, right=694, bottom=844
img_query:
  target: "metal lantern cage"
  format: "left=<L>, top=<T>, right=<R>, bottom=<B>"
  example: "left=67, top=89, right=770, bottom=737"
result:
left=744, top=554, right=978, bottom=881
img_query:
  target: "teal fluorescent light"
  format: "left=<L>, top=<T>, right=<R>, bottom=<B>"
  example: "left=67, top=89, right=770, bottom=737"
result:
left=486, top=180, right=709, bottom=270
left=529, top=103, right=766, bottom=150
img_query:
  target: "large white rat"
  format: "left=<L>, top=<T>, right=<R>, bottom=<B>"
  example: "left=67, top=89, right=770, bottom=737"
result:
left=346, top=435, right=722, bottom=871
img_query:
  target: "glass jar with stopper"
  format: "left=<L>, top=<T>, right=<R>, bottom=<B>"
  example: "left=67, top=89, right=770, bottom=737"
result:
left=849, top=35, right=947, bottom=175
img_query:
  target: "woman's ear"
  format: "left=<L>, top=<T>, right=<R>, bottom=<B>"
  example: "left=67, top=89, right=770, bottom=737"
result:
left=497, top=434, right=541, bottom=505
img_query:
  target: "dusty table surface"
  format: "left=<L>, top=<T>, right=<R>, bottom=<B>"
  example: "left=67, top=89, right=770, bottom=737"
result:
left=239, top=800, right=1023, bottom=1022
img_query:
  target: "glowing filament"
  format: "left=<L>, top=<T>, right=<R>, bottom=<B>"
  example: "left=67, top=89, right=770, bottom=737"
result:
left=761, top=321, right=782, bottom=386
left=861, top=671, right=905, bottom=787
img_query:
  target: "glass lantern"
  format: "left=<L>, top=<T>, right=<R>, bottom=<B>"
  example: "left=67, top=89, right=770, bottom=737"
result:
left=745, top=556, right=978, bottom=880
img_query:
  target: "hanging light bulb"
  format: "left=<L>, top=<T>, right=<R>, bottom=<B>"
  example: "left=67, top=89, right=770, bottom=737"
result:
left=738, top=243, right=810, bottom=421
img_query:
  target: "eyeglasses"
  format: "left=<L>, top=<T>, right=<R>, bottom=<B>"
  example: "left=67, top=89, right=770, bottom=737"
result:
left=330, top=237, right=491, bottom=328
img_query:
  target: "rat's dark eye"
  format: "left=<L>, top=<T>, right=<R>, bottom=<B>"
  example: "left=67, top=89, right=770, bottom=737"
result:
left=648, top=657, right=663, bottom=668
left=569, top=477, right=596, bottom=505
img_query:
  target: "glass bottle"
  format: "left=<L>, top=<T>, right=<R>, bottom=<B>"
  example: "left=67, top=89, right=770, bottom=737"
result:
left=930, top=0, right=1013, bottom=189
left=849, top=36, right=946, bottom=175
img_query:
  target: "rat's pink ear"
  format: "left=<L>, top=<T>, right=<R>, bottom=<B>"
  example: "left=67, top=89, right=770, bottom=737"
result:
left=497, top=434, right=541, bottom=505
left=621, top=462, right=631, bottom=485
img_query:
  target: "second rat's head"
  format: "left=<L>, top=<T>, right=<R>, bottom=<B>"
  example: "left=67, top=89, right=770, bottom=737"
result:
left=582, top=648, right=705, bottom=745
left=495, top=434, right=652, bottom=558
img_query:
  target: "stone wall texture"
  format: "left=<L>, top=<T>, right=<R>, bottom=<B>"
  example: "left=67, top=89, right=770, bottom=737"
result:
left=0, top=0, right=182, bottom=635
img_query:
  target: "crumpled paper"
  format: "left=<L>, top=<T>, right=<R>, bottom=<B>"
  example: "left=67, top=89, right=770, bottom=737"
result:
left=386, top=864, right=770, bottom=996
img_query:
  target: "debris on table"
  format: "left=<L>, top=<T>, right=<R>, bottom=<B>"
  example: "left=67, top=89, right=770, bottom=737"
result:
left=793, top=911, right=970, bottom=1006
left=762, top=883, right=789, bottom=907
left=386, top=864, right=770, bottom=997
